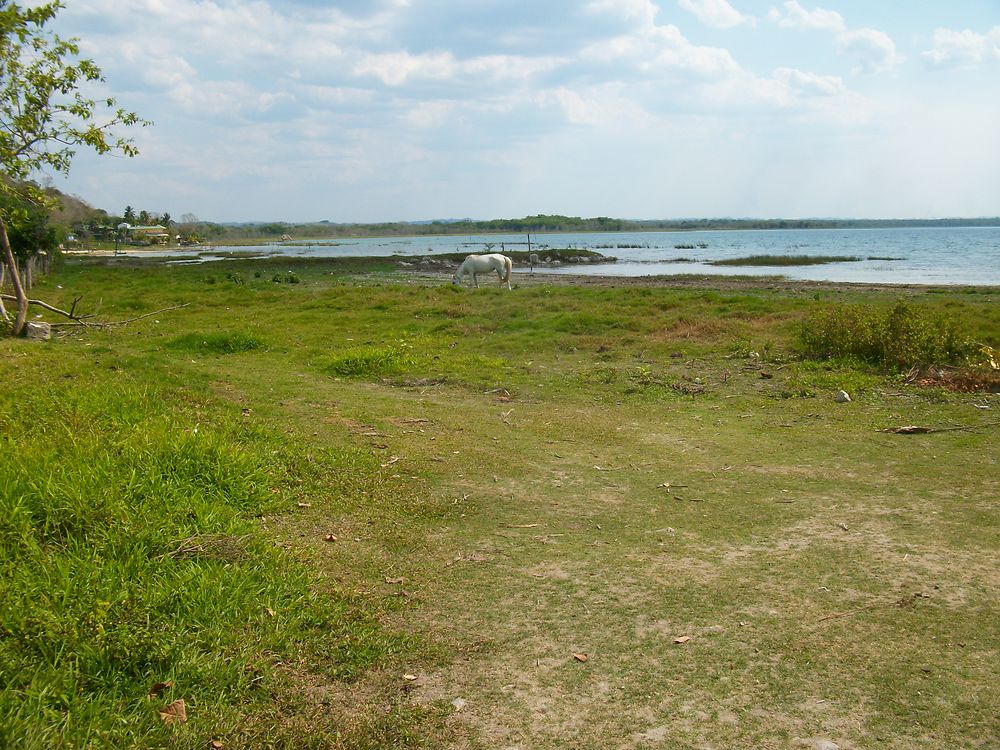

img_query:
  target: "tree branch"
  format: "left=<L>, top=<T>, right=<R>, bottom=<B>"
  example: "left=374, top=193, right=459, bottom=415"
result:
left=0, top=294, right=188, bottom=328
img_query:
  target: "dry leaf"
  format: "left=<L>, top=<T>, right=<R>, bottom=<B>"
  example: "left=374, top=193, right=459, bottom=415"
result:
left=159, top=699, right=187, bottom=724
left=573, top=653, right=589, bottom=663
left=673, top=636, right=691, bottom=644
left=402, top=674, right=418, bottom=681
left=324, top=534, right=337, bottom=542
left=209, top=742, right=224, bottom=749
left=148, top=680, right=172, bottom=698
left=265, top=607, right=275, bottom=617
left=385, top=576, right=405, bottom=584
left=296, top=502, right=311, bottom=508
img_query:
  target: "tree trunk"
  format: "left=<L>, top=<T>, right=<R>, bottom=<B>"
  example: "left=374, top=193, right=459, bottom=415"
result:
left=0, top=218, right=28, bottom=336
left=0, top=261, right=8, bottom=322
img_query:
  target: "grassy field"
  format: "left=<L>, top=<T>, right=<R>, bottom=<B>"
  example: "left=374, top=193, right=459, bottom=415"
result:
left=1, top=257, right=998, bottom=749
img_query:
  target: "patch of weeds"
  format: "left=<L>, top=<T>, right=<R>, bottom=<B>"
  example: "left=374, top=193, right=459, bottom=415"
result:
left=225, top=272, right=245, bottom=285
left=709, top=255, right=860, bottom=266
left=622, top=366, right=705, bottom=397
left=319, top=340, right=415, bottom=379
left=272, top=272, right=300, bottom=284
left=166, top=331, right=266, bottom=355
left=729, top=337, right=773, bottom=360
left=785, top=360, right=884, bottom=398
left=580, top=365, right=621, bottom=385
left=799, top=301, right=975, bottom=370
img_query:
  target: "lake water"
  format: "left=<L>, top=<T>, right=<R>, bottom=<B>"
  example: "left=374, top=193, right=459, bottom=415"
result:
left=154, top=226, right=1000, bottom=285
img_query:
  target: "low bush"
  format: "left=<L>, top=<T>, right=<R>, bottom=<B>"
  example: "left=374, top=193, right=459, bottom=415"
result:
left=798, top=301, right=974, bottom=369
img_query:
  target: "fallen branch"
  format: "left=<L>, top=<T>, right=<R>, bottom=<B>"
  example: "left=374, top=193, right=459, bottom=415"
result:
left=880, top=421, right=1000, bottom=435
left=53, top=303, right=191, bottom=329
left=2, top=294, right=189, bottom=329
left=817, top=592, right=929, bottom=622
left=1, top=293, right=94, bottom=321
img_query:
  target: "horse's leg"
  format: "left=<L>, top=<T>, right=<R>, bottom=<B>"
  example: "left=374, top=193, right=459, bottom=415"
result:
left=472, top=272, right=479, bottom=288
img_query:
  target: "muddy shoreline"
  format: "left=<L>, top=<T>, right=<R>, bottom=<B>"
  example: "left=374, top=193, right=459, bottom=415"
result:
left=405, top=268, right=1000, bottom=295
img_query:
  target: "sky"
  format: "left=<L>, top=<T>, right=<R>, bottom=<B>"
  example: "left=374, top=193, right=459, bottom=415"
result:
left=42, top=0, right=1000, bottom=223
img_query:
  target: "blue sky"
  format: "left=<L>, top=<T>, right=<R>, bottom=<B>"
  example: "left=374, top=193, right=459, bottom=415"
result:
left=47, top=0, right=1000, bottom=222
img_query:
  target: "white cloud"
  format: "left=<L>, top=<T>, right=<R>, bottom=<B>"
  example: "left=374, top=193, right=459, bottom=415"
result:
left=835, top=28, right=903, bottom=74
left=768, top=2, right=901, bottom=74
left=774, top=67, right=845, bottom=96
left=678, top=0, right=755, bottom=30
left=645, top=24, right=743, bottom=77
left=585, top=0, right=659, bottom=26
left=352, top=50, right=564, bottom=86
left=767, top=1, right=844, bottom=32
left=922, top=26, right=1000, bottom=69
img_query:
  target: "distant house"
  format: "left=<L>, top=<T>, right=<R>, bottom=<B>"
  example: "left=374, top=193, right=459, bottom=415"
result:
left=127, top=225, right=170, bottom=245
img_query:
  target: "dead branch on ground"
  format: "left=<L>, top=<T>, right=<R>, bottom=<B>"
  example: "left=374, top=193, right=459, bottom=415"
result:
left=1, top=294, right=189, bottom=329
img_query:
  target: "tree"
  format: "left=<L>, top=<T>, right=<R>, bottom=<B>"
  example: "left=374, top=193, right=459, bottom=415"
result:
left=138, top=209, right=150, bottom=225
left=161, top=212, right=172, bottom=229
left=0, top=190, right=63, bottom=290
left=123, top=205, right=136, bottom=223
left=0, top=0, right=146, bottom=334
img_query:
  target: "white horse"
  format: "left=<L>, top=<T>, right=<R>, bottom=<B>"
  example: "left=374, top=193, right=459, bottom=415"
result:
left=452, top=253, right=513, bottom=289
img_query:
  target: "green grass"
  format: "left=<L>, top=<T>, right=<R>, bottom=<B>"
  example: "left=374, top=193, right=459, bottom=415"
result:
left=2, top=256, right=997, bottom=749
left=318, top=340, right=415, bottom=379
left=166, top=331, right=266, bottom=354
left=0, top=366, right=447, bottom=748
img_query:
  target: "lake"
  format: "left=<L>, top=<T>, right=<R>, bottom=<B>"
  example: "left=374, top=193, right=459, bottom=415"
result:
left=154, top=226, right=1000, bottom=285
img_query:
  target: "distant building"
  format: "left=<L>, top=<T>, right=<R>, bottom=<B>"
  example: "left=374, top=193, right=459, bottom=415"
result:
left=127, top=225, right=170, bottom=244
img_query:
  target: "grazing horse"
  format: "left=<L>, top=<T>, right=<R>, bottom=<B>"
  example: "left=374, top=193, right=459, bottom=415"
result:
left=452, top=253, right=513, bottom=289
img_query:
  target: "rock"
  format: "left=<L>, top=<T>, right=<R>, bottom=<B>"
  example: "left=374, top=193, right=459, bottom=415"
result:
left=25, top=321, right=51, bottom=341
left=835, top=390, right=851, bottom=403
left=451, top=697, right=467, bottom=712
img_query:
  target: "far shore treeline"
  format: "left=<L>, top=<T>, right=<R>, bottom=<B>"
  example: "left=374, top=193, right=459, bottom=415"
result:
left=46, top=186, right=1000, bottom=245
left=208, top=214, right=1000, bottom=241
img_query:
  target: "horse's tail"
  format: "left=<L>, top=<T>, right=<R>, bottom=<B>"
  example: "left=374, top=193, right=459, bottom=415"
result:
left=502, top=256, right=513, bottom=284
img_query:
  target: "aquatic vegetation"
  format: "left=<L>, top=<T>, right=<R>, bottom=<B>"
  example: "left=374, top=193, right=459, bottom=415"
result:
left=710, top=255, right=860, bottom=266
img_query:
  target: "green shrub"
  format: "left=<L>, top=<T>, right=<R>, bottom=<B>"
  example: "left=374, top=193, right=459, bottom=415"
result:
left=798, top=302, right=974, bottom=369
left=320, top=340, right=414, bottom=378
left=166, top=331, right=265, bottom=355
